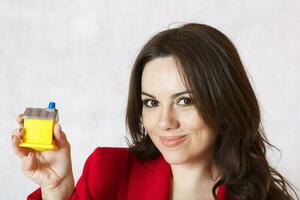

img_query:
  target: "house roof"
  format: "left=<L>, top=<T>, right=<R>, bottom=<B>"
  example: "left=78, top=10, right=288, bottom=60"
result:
left=23, top=107, right=58, bottom=120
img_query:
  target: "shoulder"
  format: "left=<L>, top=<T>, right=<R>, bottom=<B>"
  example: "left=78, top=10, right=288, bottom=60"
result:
left=86, top=147, right=137, bottom=170
left=89, top=146, right=132, bottom=160
left=89, top=147, right=170, bottom=171
left=217, top=184, right=235, bottom=200
left=94, top=147, right=130, bottom=157
left=86, top=147, right=171, bottom=176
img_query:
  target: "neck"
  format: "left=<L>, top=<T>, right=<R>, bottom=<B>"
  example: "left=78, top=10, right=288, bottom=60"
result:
left=170, top=157, right=220, bottom=194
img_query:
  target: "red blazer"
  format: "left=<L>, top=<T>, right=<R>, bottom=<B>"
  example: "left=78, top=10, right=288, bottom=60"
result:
left=28, top=147, right=231, bottom=200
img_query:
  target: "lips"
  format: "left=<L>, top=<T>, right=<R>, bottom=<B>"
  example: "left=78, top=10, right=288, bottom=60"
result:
left=159, top=135, right=188, bottom=148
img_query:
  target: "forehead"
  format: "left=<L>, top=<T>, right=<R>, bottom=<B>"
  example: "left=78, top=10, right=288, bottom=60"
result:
left=141, top=57, right=187, bottom=93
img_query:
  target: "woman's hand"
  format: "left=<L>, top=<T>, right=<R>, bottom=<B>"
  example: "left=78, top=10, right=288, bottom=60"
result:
left=11, top=114, right=75, bottom=199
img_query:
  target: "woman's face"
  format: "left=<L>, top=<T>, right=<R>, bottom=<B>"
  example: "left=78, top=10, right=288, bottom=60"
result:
left=141, top=57, right=217, bottom=165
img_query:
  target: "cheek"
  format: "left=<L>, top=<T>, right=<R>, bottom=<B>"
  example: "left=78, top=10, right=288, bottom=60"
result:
left=189, top=113, right=216, bottom=147
left=179, top=110, right=207, bottom=131
left=142, top=109, right=158, bottom=132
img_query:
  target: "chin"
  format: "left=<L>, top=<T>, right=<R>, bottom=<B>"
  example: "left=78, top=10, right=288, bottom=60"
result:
left=160, top=150, right=190, bottom=165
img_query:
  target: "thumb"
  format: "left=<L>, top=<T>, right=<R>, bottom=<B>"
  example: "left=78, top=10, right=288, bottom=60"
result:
left=53, top=123, right=69, bottom=150
left=22, top=152, right=37, bottom=178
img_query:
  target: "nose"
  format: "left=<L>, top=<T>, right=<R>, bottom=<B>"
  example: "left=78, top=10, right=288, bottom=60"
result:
left=157, top=105, right=180, bottom=131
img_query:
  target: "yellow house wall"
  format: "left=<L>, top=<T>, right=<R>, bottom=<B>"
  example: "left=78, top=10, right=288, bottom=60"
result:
left=23, top=118, right=54, bottom=144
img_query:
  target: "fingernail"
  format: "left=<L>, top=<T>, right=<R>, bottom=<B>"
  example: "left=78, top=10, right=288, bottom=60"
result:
left=57, top=123, right=62, bottom=131
left=17, top=114, right=23, bottom=121
left=28, top=152, right=32, bottom=158
left=12, top=135, right=18, bottom=143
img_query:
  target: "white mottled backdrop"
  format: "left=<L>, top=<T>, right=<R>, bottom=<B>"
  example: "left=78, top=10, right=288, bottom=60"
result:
left=0, top=0, right=299, bottom=199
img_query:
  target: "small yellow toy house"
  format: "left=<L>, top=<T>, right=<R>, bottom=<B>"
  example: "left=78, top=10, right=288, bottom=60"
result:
left=19, top=102, right=58, bottom=151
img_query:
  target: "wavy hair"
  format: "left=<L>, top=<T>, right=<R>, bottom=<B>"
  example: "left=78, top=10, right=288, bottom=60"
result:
left=125, top=23, right=298, bottom=199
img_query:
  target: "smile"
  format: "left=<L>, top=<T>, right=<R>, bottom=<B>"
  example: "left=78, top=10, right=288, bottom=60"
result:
left=159, top=135, right=188, bottom=148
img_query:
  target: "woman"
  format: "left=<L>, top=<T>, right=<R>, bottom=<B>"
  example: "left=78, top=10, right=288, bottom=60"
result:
left=11, top=23, right=298, bottom=200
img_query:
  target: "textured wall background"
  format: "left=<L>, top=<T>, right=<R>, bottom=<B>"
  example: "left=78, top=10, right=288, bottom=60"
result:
left=1, top=0, right=299, bottom=198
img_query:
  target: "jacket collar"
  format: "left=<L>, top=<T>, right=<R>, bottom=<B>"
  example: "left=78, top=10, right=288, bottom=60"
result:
left=127, top=154, right=172, bottom=200
left=127, top=154, right=229, bottom=200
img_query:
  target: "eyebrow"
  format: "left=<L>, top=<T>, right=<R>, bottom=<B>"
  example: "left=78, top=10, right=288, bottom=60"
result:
left=141, top=91, right=192, bottom=99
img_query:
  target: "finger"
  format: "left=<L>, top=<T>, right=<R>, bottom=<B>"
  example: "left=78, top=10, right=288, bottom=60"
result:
left=19, top=127, right=25, bottom=138
left=11, top=128, right=32, bottom=159
left=11, top=127, right=25, bottom=139
left=22, top=152, right=37, bottom=178
left=11, top=135, right=29, bottom=158
left=16, top=114, right=24, bottom=127
left=53, top=123, right=70, bottom=150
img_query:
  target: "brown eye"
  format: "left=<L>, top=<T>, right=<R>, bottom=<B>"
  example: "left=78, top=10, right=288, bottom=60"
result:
left=177, top=97, right=192, bottom=106
left=142, top=99, right=158, bottom=108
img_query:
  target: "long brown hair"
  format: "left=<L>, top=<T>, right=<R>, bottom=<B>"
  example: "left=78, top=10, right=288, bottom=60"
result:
left=125, top=23, right=299, bottom=199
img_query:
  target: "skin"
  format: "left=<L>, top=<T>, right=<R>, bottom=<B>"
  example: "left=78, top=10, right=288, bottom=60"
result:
left=11, top=56, right=219, bottom=199
left=141, top=57, right=219, bottom=200
left=11, top=116, right=74, bottom=199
